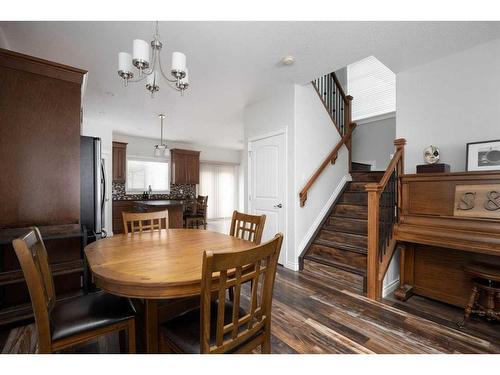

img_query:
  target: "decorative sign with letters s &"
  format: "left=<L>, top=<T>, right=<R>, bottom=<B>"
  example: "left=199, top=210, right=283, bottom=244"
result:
left=454, top=184, right=500, bottom=219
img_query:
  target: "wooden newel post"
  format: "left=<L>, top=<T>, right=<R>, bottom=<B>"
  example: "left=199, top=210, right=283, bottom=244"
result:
left=366, top=183, right=381, bottom=300
left=344, top=95, right=353, bottom=129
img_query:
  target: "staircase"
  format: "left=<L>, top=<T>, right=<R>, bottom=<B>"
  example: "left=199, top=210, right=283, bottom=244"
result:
left=300, top=162, right=384, bottom=293
left=299, top=71, right=404, bottom=300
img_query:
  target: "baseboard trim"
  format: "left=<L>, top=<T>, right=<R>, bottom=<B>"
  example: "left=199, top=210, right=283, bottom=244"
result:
left=382, top=277, right=400, bottom=298
left=285, top=260, right=300, bottom=271
left=296, top=174, right=351, bottom=267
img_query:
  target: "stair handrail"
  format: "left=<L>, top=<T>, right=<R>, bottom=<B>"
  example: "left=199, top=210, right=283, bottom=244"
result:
left=299, top=123, right=357, bottom=207
left=365, top=138, right=406, bottom=300
left=312, top=72, right=353, bottom=137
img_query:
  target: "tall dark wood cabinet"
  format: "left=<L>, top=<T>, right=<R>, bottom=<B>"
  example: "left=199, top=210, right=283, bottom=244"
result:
left=0, top=48, right=86, bottom=228
left=112, top=141, right=127, bottom=182
left=0, top=48, right=87, bottom=327
left=171, top=149, right=200, bottom=184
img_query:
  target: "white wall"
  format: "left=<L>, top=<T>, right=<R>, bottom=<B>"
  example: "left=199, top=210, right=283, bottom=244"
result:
left=243, top=84, right=296, bottom=270
left=294, top=84, right=350, bottom=265
left=397, top=37, right=500, bottom=173
left=352, top=115, right=396, bottom=171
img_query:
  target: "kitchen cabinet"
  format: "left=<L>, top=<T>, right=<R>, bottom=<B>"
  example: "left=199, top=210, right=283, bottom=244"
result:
left=0, top=48, right=85, bottom=228
left=170, top=149, right=200, bottom=184
left=0, top=48, right=86, bottom=327
left=112, top=200, right=135, bottom=234
left=112, top=141, right=127, bottom=182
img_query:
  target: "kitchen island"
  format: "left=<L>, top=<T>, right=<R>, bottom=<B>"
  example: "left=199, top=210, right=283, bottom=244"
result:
left=134, top=199, right=195, bottom=229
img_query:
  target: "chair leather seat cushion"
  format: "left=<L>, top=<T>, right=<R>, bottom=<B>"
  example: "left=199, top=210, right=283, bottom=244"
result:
left=50, top=291, right=136, bottom=342
left=160, top=300, right=259, bottom=353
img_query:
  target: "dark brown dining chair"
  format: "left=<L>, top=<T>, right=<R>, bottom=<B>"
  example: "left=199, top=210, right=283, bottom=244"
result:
left=12, top=227, right=136, bottom=353
left=159, top=233, right=283, bottom=354
left=184, top=195, right=208, bottom=229
left=122, top=210, right=168, bottom=234
left=229, top=211, right=266, bottom=245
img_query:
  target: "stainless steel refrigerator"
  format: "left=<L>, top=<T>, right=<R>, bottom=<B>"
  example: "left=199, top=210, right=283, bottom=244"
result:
left=80, top=136, right=106, bottom=241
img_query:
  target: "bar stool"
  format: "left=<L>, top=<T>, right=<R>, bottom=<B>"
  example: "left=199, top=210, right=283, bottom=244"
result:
left=458, top=263, right=500, bottom=327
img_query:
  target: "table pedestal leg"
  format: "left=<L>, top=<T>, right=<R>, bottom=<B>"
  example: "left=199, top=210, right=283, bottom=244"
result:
left=144, top=299, right=158, bottom=353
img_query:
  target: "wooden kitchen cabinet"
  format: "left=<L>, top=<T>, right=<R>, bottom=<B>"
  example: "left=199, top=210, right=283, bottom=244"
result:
left=112, top=200, right=135, bottom=234
left=112, top=141, right=127, bottom=182
left=170, top=149, right=200, bottom=184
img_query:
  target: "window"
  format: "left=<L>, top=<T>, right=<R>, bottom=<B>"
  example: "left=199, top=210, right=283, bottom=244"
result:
left=126, top=159, right=170, bottom=192
left=347, top=55, right=396, bottom=121
left=199, top=163, right=238, bottom=219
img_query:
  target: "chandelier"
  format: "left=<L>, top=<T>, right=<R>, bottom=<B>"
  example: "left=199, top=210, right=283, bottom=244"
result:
left=154, top=114, right=169, bottom=157
left=117, top=22, right=189, bottom=98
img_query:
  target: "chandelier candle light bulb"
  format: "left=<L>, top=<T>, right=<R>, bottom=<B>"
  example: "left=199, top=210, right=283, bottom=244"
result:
left=118, top=52, right=133, bottom=86
left=171, top=52, right=187, bottom=77
left=132, top=39, right=150, bottom=73
left=146, top=71, right=160, bottom=97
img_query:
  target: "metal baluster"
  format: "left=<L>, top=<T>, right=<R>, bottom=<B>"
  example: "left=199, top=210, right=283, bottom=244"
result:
left=328, top=75, right=332, bottom=117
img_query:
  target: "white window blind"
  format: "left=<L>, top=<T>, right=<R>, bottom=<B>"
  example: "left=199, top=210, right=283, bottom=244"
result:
left=126, top=159, right=170, bottom=192
left=199, top=163, right=238, bottom=219
left=347, top=56, right=396, bottom=121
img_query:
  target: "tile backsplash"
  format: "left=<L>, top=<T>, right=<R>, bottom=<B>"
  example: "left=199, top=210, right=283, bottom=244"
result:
left=112, top=181, right=196, bottom=201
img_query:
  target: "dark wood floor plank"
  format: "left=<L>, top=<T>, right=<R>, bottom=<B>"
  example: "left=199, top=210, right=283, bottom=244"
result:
left=2, top=264, right=498, bottom=354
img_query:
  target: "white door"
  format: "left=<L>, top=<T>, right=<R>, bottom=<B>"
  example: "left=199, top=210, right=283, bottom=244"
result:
left=249, top=132, right=286, bottom=265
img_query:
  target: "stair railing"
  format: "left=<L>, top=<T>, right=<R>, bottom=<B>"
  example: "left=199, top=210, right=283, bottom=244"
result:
left=299, top=123, right=356, bottom=207
left=300, top=72, right=355, bottom=208
left=312, top=72, right=353, bottom=137
left=365, top=138, right=406, bottom=299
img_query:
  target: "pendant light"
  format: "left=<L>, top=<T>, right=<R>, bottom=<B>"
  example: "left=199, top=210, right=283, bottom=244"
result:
left=154, top=114, right=169, bottom=157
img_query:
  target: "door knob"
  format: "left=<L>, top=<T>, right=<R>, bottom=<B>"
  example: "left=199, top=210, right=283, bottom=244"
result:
left=274, top=203, right=283, bottom=208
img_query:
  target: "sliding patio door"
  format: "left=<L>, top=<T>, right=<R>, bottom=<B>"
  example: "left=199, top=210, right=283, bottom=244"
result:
left=199, top=163, right=238, bottom=219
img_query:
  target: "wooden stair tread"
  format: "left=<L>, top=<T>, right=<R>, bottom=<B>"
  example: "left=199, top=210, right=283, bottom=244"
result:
left=324, top=218, right=367, bottom=235
left=350, top=171, right=385, bottom=182
left=346, top=182, right=369, bottom=192
left=304, top=253, right=367, bottom=276
left=351, top=162, right=372, bottom=172
left=313, top=238, right=367, bottom=255
left=319, top=228, right=367, bottom=247
left=333, top=204, right=368, bottom=219
left=339, top=192, right=368, bottom=205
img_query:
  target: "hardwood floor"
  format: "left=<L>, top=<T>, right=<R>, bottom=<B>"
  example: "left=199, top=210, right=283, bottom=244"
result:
left=267, top=266, right=499, bottom=353
left=1, top=263, right=498, bottom=353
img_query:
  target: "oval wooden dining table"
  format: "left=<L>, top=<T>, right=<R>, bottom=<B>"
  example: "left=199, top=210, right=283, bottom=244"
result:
left=84, top=228, right=255, bottom=353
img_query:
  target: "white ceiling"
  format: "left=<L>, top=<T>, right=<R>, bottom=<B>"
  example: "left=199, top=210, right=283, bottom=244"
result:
left=2, top=21, right=500, bottom=150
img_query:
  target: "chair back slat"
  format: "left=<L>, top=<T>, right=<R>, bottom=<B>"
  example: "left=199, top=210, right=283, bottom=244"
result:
left=229, top=211, right=266, bottom=244
left=216, top=270, right=227, bottom=347
left=231, top=266, right=242, bottom=339
left=196, top=195, right=208, bottom=216
left=122, top=210, right=169, bottom=234
left=12, top=227, right=56, bottom=353
left=200, top=233, right=283, bottom=354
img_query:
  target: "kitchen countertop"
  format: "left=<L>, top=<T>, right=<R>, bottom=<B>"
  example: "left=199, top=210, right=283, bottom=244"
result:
left=113, top=197, right=194, bottom=202
left=135, top=199, right=194, bottom=206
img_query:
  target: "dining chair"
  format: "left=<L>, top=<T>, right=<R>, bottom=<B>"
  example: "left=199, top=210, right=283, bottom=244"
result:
left=159, top=233, right=283, bottom=354
left=12, top=227, right=136, bottom=353
left=184, top=195, right=208, bottom=229
left=229, top=210, right=266, bottom=245
left=122, top=210, right=168, bottom=234
left=228, top=211, right=267, bottom=301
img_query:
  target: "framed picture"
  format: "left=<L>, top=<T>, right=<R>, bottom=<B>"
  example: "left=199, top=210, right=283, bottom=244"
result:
left=466, top=140, right=500, bottom=171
